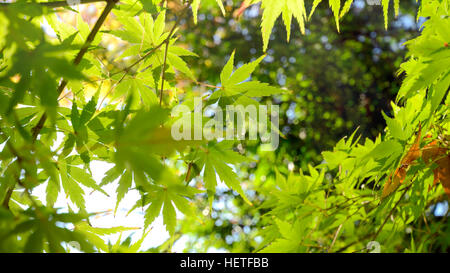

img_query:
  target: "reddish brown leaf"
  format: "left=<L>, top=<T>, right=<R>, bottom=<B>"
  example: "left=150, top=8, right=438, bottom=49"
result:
left=422, top=141, right=450, bottom=197
left=381, top=123, right=449, bottom=199
left=233, top=0, right=251, bottom=18
left=435, top=155, right=450, bottom=197
left=382, top=125, right=422, bottom=198
left=401, top=124, right=422, bottom=165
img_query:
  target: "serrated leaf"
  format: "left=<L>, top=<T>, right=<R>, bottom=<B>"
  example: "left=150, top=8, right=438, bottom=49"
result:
left=382, top=0, right=390, bottom=30
left=215, top=0, right=226, bottom=16
left=100, top=167, right=122, bottom=187
left=282, top=5, right=292, bottom=41
left=169, top=46, right=198, bottom=57
left=309, top=0, right=323, bottom=19
left=70, top=167, right=108, bottom=196
left=153, top=9, right=166, bottom=42
left=171, top=194, right=194, bottom=216
left=224, top=55, right=265, bottom=86
left=62, top=133, right=76, bottom=157
left=162, top=196, right=176, bottom=235
left=367, top=139, right=403, bottom=160
left=61, top=163, right=85, bottom=210
left=382, top=112, right=406, bottom=140
left=167, top=52, right=196, bottom=80
left=394, top=0, right=399, bottom=17
left=46, top=177, right=60, bottom=207
left=139, top=0, right=158, bottom=14
left=288, top=0, right=306, bottom=35
left=76, top=221, right=139, bottom=238
left=329, top=0, right=341, bottom=32
left=71, top=102, right=80, bottom=131
left=340, top=0, right=353, bottom=18
left=230, top=81, right=286, bottom=97
left=115, top=170, right=132, bottom=213
left=192, top=0, right=201, bottom=24
left=24, top=229, right=44, bottom=253
left=144, top=195, right=164, bottom=228
left=203, top=160, right=217, bottom=192
left=261, top=0, right=284, bottom=51
left=259, top=238, right=297, bottom=253
left=79, top=97, right=96, bottom=126
left=220, top=50, right=235, bottom=84
left=209, top=155, right=251, bottom=205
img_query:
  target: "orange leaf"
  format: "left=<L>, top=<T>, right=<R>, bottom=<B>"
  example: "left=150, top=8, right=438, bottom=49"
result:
left=422, top=141, right=443, bottom=165
left=382, top=166, right=407, bottom=198
left=435, top=155, right=450, bottom=197
left=401, top=124, right=422, bottom=165
left=422, top=141, right=450, bottom=197
left=381, top=125, right=422, bottom=199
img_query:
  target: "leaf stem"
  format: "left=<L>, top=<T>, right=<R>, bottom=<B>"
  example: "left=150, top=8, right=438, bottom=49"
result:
left=371, top=183, right=412, bottom=241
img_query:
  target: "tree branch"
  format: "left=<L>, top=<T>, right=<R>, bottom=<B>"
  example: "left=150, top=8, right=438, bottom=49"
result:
left=0, top=0, right=110, bottom=8
left=328, top=223, right=343, bottom=252
left=335, top=183, right=413, bottom=253
left=2, top=188, right=13, bottom=209
left=99, top=2, right=191, bottom=108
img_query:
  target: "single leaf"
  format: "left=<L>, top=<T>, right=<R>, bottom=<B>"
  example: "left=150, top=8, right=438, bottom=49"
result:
left=220, top=50, right=235, bottom=84
left=260, top=0, right=284, bottom=52
left=224, top=55, right=265, bottom=86
left=162, top=196, right=176, bottom=235
left=115, top=170, right=132, bottom=213
left=79, top=97, right=97, bottom=126
left=192, top=0, right=201, bottom=24
left=167, top=53, right=196, bottom=80
left=144, top=195, right=164, bottom=228
left=382, top=125, right=422, bottom=198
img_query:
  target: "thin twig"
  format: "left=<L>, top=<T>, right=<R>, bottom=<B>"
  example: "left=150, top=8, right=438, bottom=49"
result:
left=184, top=162, right=192, bottom=182
left=328, top=224, right=343, bottom=252
left=31, top=0, right=118, bottom=142
left=159, top=40, right=170, bottom=105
